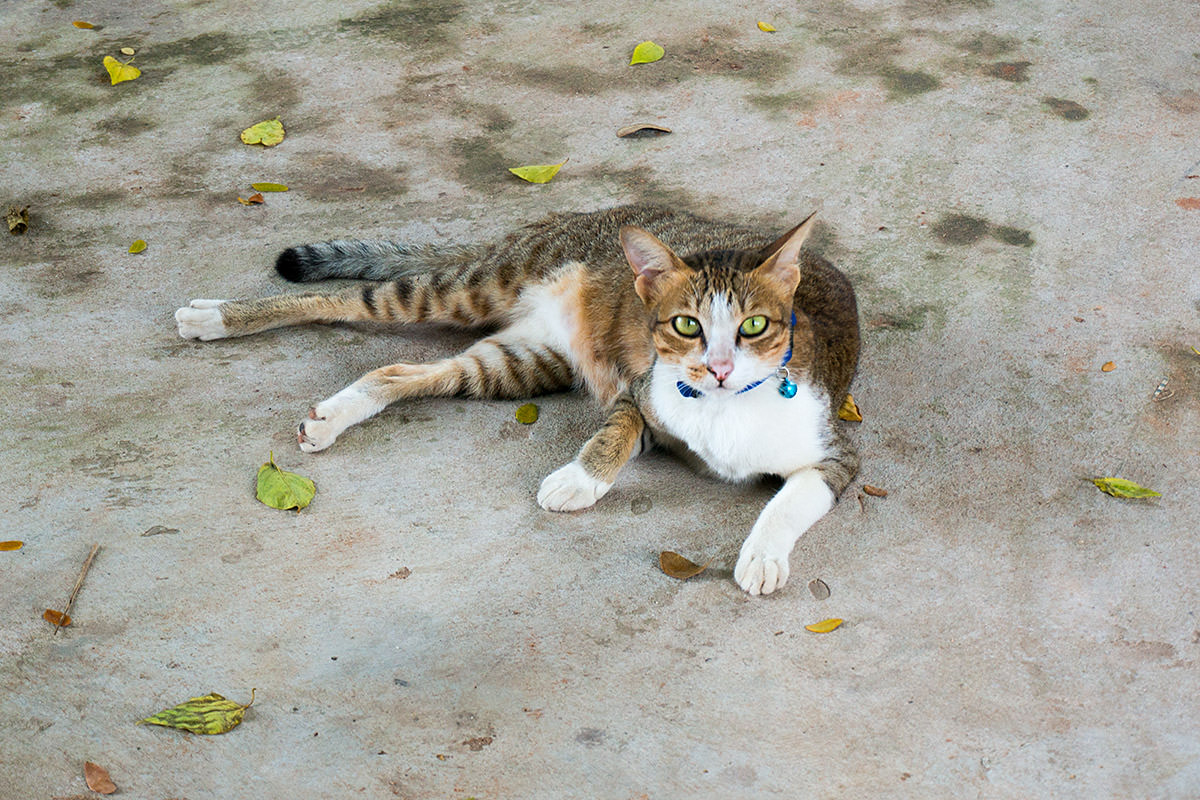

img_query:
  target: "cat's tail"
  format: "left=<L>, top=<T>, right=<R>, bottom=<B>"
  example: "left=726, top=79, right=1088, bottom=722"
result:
left=275, top=240, right=485, bottom=283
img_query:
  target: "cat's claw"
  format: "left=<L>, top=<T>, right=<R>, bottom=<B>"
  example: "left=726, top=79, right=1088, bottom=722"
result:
left=537, top=461, right=612, bottom=512
left=734, top=548, right=790, bottom=596
left=175, top=299, right=230, bottom=340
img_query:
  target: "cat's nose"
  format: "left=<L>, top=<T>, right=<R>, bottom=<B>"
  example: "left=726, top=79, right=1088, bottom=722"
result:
left=707, top=357, right=735, bottom=383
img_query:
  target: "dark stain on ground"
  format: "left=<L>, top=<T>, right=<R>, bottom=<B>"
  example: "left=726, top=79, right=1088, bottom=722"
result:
left=159, top=32, right=250, bottom=65
left=833, top=35, right=942, bottom=99
left=903, top=0, right=993, bottom=16
left=245, top=69, right=304, bottom=116
left=287, top=152, right=410, bottom=199
left=667, top=32, right=792, bottom=82
left=340, top=0, right=466, bottom=51
left=506, top=63, right=614, bottom=96
left=71, top=189, right=129, bottom=209
left=93, top=115, right=158, bottom=136
left=1158, top=89, right=1200, bottom=114
left=1042, top=97, right=1090, bottom=121
left=983, top=61, right=1032, bottom=82
left=932, top=213, right=1034, bottom=247
left=867, top=303, right=939, bottom=331
left=880, top=67, right=942, bottom=97
left=450, top=135, right=511, bottom=190
left=747, top=90, right=818, bottom=114
left=959, top=32, right=1019, bottom=57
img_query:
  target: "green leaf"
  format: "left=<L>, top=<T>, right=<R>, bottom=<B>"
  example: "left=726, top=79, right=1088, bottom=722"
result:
left=508, top=159, right=567, bottom=184
left=250, top=182, right=289, bottom=192
left=630, top=40, right=664, bottom=65
left=240, top=117, right=285, bottom=147
left=1092, top=477, right=1161, bottom=499
left=138, top=690, right=255, bottom=734
left=128, top=239, right=147, bottom=254
left=256, top=452, right=315, bottom=511
left=515, top=403, right=539, bottom=424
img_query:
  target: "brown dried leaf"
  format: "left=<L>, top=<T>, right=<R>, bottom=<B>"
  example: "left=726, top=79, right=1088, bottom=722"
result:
left=7, top=205, right=29, bottom=235
left=44, top=609, right=72, bottom=627
left=1101, top=361, right=1116, bottom=372
left=659, top=551, right=712, bottom=580
left=808, top=578, right=830, bottom=600
left=616, top=123, right=672, bottom=138
left=838, top=394, right=863, bottom=422
left=0, top=540, right=23, bottom=551
left=84, top=762, right=116, bottom=794
left=237, top=193, right=265, bottom=206
left=862, top=484, right=888, bottom=497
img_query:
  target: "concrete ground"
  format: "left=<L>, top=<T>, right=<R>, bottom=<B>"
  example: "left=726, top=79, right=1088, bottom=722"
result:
left=2, top=0, right=1198, bottom=797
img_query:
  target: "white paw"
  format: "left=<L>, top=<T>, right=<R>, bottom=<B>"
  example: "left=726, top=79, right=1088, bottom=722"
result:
left=296, top=387, right=383, bottom=453
left=175, top=299, right=229, bottom=340
left=734, top=537, right=791, bottom=596
left=537, top=461, right=612, bottom=512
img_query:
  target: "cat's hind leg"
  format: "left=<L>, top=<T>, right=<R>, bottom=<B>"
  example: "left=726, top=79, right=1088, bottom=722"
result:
left=537, top=396, right=646, bottom=511
left=734, top=432, right=858, bottom=595
left=297, top=331, right=575, bottom=452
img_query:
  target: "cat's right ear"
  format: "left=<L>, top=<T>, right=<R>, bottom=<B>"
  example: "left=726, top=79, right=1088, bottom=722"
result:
left=620, top=226, right=683, bottom=303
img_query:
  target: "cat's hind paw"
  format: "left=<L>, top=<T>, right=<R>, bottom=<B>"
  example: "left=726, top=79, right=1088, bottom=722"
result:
left=537, top=461, right=612, bottom=512
left=734, top=548, right=790, bottom=596
left=175, top=299, right=229, bottom=340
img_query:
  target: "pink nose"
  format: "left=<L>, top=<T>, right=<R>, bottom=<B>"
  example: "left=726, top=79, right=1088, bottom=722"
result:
left=708, top=358, right=734, bottom=383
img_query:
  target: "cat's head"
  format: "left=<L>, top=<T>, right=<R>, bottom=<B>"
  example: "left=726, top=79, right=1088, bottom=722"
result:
left=621, top=214, right=815, bottom=396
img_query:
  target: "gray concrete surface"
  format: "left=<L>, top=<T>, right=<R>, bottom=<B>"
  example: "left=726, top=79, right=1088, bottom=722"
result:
left=2, top=1, right=1198, bottom=797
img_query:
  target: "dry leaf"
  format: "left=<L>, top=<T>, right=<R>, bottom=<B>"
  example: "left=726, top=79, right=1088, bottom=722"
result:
left=102, top=55, right=140, bottom=85
left=862, top=484, right=888, bottom=497
left=808, top=578, right=830, bottom=600
left=1091, top=477, right=1161, bottom=499
left=616, top=123, right=672, bottom=138
left=0, top=540, right=23, bottom=551
left=659, top=551, right=712, bottom=580
left=138, top=690, right=255, bottom=734
left=805, top=618, right=844, bottom=633
left=838, top=394, right=863, bottom=422
left=73, top=21, right=95, bottom=29
left=120, top=46, right=135, bottom=56
left=250, top=182, right=288, bottom=192
left=514, top=403, right=539, bottom=424
left=7, top=205, right=30, bottom=234
left=237, top=193, right=265, bottom=205
left=240, top=117, right=285, bottom=147
left=84, top=762, right=116, bottom=795
left=630, top=41, right=665, bottom=65
left=43, top=609, right=72, bottom=627
left=757, top=21, right=777, bottom=32
left=508, top=160, right=567, bottom=184
left=1101, top=361, right=1115, bottom=372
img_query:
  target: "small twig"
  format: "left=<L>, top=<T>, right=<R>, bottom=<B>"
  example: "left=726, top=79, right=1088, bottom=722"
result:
left=54, top=543, right=99, bottom=636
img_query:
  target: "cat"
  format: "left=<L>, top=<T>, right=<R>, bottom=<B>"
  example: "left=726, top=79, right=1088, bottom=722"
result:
left=175, top=204, right=860, bottom=595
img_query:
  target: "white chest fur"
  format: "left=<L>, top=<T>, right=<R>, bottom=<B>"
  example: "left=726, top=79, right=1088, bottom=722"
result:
left=647, top=364, right=831, bottom=482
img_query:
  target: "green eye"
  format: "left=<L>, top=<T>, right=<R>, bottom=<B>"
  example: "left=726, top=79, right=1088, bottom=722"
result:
left=672, top=315, right=702, bottom=337
left=739, top=315, right=768, bottom=336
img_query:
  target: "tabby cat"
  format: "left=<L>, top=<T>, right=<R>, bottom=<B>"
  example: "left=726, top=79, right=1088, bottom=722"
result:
left=175, top=205, right=860, bottom=595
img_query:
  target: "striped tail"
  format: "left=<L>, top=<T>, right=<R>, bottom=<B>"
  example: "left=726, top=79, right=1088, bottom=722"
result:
left=275, top=240, right=486, bottom=282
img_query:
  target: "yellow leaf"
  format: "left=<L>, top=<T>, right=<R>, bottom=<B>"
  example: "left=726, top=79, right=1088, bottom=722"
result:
left=1091, top=477, right=1161, bottom=499
left=0, top=540, right=23, bottom=551
left=515, top=403, right=539, bottom=424
left=838, top=394, right=862, bottom=421
left=659, top=551, right=713, bottom=580
left=1101, top=361, right=1115, bottom=372
left=1191, top=346, right=1200, bottom=357
left=138, top=690, right=255, bottom=734
left=256, top=452, right=315, bottom=511
left=250, top=182, right=288, bottom=192
left=630, top=41, right=665, bottom=65
left=757, top=21, right=777, bottom=32
left=103, top=55, right=140, bottom=85
left=240, top=117, right=285, bottom=147
left=805, top=618, right=844, bottom=633
left=129, top=239, right=147, bottom=254
left=120, top=47, right=135, bottom=56
left=508, top=159, right=567, bottom=184
left=73, top=21, right=95, bottom=29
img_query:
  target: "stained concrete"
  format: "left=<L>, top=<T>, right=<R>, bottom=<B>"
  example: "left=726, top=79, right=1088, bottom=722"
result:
left=2, top=1, right=1198, bottom=798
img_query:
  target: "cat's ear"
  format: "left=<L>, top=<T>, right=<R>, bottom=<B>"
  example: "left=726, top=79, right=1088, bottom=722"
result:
left=756, top=211, right=817, bottom=291
left=621, top=226, right=686, bottom=303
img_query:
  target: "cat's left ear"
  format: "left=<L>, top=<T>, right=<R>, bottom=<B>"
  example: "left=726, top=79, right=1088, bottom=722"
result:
left=756, top=211, right=817, bottom=291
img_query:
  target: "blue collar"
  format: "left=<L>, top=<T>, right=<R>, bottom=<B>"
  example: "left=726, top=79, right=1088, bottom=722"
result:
left=677, top=312, right=798, bottom=399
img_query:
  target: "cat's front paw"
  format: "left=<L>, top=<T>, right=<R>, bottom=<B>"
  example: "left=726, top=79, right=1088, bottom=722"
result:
left=175, top=299, right=229, bottom=340
left=734, top=539, right=791, bottom=596
left=537, top=461, right=612, bottom=512
left=297, top=407, right=341, bottom=453
left=296, top=386, right=383, bottom=453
